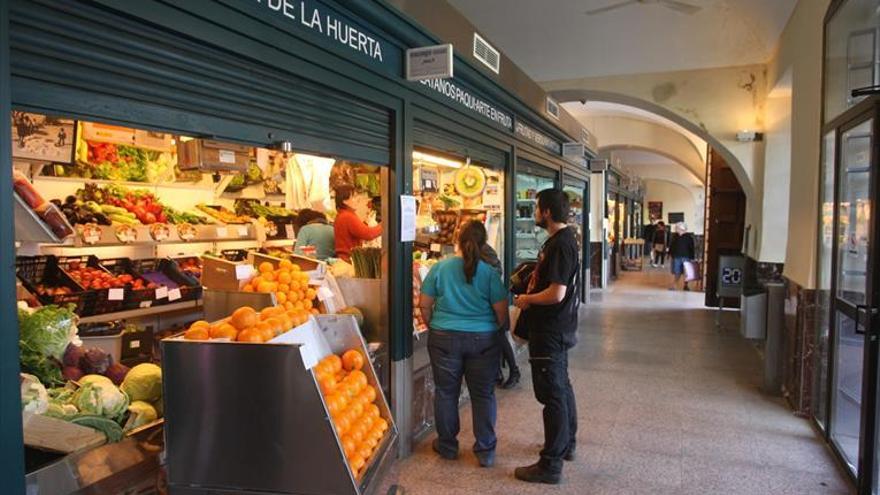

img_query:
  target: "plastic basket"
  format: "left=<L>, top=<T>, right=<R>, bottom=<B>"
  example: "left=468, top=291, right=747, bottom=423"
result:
left=98, top=257, right=157, bottom=310
left=15, top=255, right=89, bottom=314
left=137, top=258, right=202, bottom=304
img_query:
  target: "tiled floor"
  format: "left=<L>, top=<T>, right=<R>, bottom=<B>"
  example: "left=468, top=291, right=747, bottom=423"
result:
left=384, top=268, right=855, bottom=494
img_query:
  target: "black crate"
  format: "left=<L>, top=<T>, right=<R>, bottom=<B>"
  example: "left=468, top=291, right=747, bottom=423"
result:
left=220, top=249, right=249, bottom=262
left=137, top=258, right=202, bottom=305
left=15, top=256, right=89, bottom=314
left=56, top=255, right=123, bottom=315
left=98, top=258, right=157, bottom=310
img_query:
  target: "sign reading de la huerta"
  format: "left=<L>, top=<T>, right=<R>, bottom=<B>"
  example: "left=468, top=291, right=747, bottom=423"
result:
left=255, top=0, right=387, bottom=63
left=419, top=78, right=513, bottom=131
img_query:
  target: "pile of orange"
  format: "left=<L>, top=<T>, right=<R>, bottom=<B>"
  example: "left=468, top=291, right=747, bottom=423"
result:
left=182, top=304, right=313, bottom=342
left=316, top=349, right=389, bottom=479
left=242, top=260, right=320, bottom=315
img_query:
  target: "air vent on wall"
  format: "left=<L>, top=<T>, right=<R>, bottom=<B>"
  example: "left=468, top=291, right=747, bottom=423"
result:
left=473, top=33, right=500, bottom=74
left=546, top=97, right=560, bottom=120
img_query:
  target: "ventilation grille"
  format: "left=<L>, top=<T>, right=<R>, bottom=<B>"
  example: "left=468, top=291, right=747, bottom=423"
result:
left=546, top=97, right=560, bottom=120
left=473, top=33, right=500, bottom=74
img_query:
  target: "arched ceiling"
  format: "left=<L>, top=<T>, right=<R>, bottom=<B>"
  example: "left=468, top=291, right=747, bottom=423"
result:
left=446, top=0, right=797, bottom=81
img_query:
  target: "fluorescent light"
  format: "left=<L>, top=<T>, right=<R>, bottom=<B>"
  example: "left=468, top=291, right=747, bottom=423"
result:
left=413, top=151, right=462, bottom=169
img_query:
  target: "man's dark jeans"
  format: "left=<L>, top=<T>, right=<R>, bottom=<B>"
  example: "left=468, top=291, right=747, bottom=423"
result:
left=529, top=331, right=577, bottom=474
left=428, top=329, right=501, bottom=457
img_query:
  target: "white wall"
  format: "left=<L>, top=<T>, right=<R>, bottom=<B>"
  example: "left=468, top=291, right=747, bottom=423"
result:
left=760, top=77, right=793, bottom=263
left=643, top=180, right=703, bottom=235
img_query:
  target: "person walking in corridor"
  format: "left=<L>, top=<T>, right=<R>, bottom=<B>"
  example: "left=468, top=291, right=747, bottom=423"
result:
left=669, top=222, right=696, bottom=291
left=419, top=221, right=509, bottom=468
left=512, top=189, right=580, bottom=484
left=652, top=221, right=668, bottom=267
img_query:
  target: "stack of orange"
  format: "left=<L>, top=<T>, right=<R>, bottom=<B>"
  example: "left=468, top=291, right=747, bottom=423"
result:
left=242, top=260, right=320, bottom=316
left=182, top=304, right=313, bottom=342
left=316, top=349, right=389, bottom=479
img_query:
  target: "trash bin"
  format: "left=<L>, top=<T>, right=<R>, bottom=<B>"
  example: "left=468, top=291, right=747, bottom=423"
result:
left=740, top=289, right=767, bottom=340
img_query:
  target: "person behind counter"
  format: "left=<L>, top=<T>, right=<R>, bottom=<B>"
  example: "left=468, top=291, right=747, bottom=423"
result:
left=333, top=185, right=382, bottom=262
left=293, top=209, right=335, bottom=260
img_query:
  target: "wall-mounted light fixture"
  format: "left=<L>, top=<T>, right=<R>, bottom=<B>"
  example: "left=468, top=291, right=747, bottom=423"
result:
left=413, top=150, right=463, bottom=169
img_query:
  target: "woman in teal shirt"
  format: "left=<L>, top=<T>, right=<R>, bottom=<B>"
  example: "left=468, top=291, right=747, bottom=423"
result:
left=419, top=221, right=509, bottom=468
left=293, top=209, right=335, bottom=260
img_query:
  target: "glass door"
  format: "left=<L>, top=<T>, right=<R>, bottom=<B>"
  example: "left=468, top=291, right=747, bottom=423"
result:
left=564, top=180, right=589, bottom=302
left=831, top=117, right=877, bottom=478
left=515, top=170, right=557, bottom=266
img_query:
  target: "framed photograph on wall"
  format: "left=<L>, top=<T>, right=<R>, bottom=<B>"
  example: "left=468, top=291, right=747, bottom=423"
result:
left=11, top=111, right=76, bottom=163
left=648, top=201, right=663, bottom=222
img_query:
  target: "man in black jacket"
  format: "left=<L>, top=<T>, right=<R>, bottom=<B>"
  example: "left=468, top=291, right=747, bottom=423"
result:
left=512, top=189, right=580, bottom=484
left=669, top=222, right=696, bottom=291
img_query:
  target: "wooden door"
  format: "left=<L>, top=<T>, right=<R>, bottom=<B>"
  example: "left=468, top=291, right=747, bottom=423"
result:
left=704, top=149, right=747, bottom=307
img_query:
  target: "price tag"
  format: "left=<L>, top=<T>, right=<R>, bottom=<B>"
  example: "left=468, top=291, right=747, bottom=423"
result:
left=219, top=149, right=236, bottom=164
left=139, top=301, right=152, bottom=309
left=84, top=234, right=100, bottom=245
left=108, top=288, right=125, bottom=301
left=216, top=227, right=229, bottom=238
left=168, top=288, right=182, bottom=301
left=317, top=285, right=334, bottom=302
left=285, top=224, right=295, bottom=239
left=154, top=286, right=169, bottom=299
left=237, top=226, right=249, bottom=237
left=430, top=243, right=442, bottom=253
left=129, top=341, right=141, bottom=349
left=235, top=264, right=255, bottom=280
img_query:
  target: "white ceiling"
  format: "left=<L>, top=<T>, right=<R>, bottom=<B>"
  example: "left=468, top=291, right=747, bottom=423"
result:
left=447, top=0, right=798, bottom=81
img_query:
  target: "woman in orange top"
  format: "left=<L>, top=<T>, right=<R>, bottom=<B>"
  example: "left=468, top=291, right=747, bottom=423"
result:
left=333, top=185, right=382, bottom=262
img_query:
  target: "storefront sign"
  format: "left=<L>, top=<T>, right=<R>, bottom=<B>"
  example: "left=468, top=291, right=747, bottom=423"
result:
left=717, top=255, right=744, bottom=298
left=418, top=78, right=513, bottom=131
left=252, top=0, right=396, bottom=69
left=515, top=121, right=561, bottom=155
left=407, top=44, right=453, bottom=81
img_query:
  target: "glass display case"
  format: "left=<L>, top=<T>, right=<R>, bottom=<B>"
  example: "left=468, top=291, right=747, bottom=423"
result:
left=514, top=172, right=555, bottom=266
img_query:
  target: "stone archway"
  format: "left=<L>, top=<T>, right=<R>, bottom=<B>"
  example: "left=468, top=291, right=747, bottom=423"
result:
left=551, top=89, right=754, bottom=201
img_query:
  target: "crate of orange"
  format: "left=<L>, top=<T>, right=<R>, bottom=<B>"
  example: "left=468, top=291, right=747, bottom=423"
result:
left=161, top=312, right=397, bottom=495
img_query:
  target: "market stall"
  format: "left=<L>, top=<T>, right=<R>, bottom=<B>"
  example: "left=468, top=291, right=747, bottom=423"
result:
left=514, top=159, right=559, bottom=267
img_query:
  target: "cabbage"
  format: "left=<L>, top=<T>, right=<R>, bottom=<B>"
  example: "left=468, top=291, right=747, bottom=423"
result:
left=44, top=402, right=78, bottom=419
left=71, top=381, right=129, bottom=420
left=18, top=305, right=79, bottom=386
left=20, top=373, right=49, bottom=414
left=124, top=401, right=158, bottom=430
left=79, top=374, right=113, bottom=387
left=121, top=363, right=162, bottom=402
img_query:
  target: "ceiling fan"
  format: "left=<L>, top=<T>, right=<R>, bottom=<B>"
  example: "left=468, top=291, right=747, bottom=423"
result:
left=586, top=0, right=702, bottom=16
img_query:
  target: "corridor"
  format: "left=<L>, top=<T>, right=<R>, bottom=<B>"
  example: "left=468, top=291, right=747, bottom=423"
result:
left=392, top=270, right=853, bottom=494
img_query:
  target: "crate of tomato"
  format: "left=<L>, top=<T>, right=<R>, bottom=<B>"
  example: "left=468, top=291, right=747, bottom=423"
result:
left=15, top=255, right=90, bottom=314
left=136, top=258, right=202, bottom=305
left=60, top=256, right=157, bottom=314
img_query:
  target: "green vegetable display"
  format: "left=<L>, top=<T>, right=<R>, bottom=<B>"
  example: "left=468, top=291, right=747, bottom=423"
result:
left=18, top=305, right=78, bottom=386
left=71, top=380, right=129, bottom=421
left=124, top=401, right=158, bottom=430
left=351, top=247, right=382, bottom=279
left=70, top=415, right=124, bottom=443
left=20, top=373, right=49, bottom=414
left=120, top=363, right=162, bottom=402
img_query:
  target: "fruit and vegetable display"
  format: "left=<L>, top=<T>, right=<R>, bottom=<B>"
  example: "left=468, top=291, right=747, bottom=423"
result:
left=174, top=257, right=202, bottom=280
left=241, top=260, right=319, bottom=313
left=431, top=210, right=458, bottom=245
left=65, top=260, right=157, bottom=291
left=196, top=204, right=252, bottom=224
left=234, top=198, right=296, bottom=219
left=315, top=349, right=389, bottom=479
left=70, top=183, right=211, bottom=226
left=18, top=304, right=80, bottom=386
left=351, top=248, right=382, bottom=279
left=63, top=139, right=176, bottom=183
left=182, top=304, right=312, bottom=343
left=20, top=361, right=163, bottom=443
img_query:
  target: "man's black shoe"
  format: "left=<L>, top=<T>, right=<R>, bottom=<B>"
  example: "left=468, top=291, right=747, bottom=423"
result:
left=563, top=444, right=576, bottom=461
left=514, top=463, right=561, bottom=484
left=432, top=438, right=458, bottom=460
left=501, top=369, right=521, bottom=389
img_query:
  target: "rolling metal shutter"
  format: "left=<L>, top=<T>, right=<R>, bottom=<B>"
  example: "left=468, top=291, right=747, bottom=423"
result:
left=8, top=0, right=391, bottom=164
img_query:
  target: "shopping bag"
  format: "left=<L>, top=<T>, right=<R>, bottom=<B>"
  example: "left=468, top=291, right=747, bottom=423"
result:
left=684, top=260, right=698, bottom=282
left=509, top=305, right=528, bottom=343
